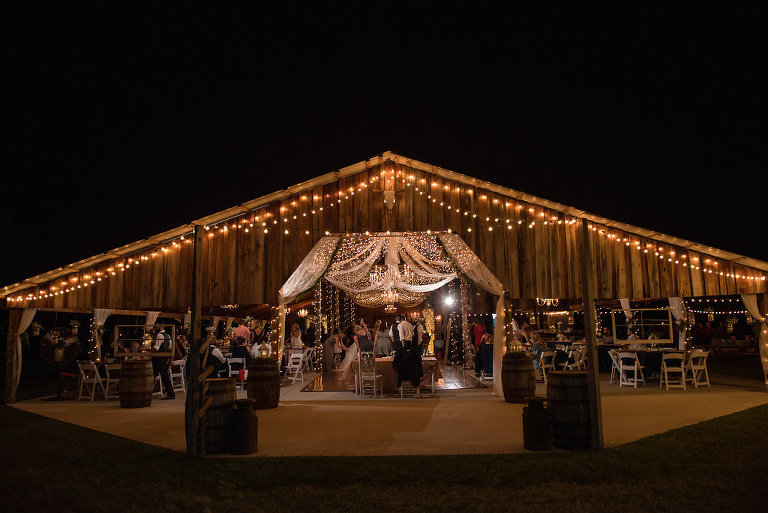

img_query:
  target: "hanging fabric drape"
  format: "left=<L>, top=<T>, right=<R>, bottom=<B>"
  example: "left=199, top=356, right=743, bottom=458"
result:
left=144, top=311, right=160, bottom=330
left=741, top=294, right=768, bottom=390
left=439, top=233, right=506, bottom=397
left=14, top=308, right=38, bottom=391
left=278, top=233, right=507, bottom=394
left=183, top=312, right=191, bottom=329
left=619, top=298, right=631, bottom=322
left=225, top=317, right=234, bottom=333
left=92, top=308, right=112, bottom=362
left=668, top=297, right=686, bottom=350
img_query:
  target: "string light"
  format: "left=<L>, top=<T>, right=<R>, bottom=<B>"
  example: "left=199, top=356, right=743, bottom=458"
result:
left=7, top=168, right=766, bottom=303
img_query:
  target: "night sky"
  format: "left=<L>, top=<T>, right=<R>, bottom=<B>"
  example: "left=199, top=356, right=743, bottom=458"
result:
left=3, top=3, right=767, bottom=288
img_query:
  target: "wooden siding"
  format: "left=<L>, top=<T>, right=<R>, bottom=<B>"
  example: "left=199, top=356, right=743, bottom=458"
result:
left=12, top=161, right=767, bottom=310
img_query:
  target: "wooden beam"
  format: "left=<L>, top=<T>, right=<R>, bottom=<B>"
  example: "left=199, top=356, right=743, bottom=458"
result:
left=185, top=224, right=205, bottom=457
left=2, top=309, right=22, bottom=403
left=580, top=218, right=604, bottom=450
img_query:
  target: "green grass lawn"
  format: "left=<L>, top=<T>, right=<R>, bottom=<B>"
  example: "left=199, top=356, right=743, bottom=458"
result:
left=1, top=404, right=767, bottom=513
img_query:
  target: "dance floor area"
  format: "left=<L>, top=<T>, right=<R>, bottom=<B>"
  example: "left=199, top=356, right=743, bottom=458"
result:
left=301, top=363, right=488, bottom=392
left=12, top=371, right=768, bottom=457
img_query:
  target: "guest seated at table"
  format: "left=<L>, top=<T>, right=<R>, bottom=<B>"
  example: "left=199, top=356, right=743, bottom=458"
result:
left=376, top=321, right=393, bottom=356
left=208, top=344, right=228, bottom=377
left=230, top=336, right=251, bottom=360
left=530, top=332, right=549, bottom=371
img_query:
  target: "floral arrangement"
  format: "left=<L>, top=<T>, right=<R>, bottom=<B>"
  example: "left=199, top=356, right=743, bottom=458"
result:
left=69, top=320, right=80, bottom=328
left=675, top=312, right=696, bottom=332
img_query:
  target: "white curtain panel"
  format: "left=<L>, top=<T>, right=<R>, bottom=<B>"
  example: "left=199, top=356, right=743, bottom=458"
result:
left=14, top=308, right=38, bottom=390
left=183, top=313, right=191, bottom=329
left=668, top=297, right=686, bottom=349
left=438, top=233, right=506, bottom=396
left=92, top=309, right=112, bottom=362
left=741, top=294, right=768, bottom=389
left=225, top=317, right=234, bottom=331
left=144, top=311, right=160, bottom=329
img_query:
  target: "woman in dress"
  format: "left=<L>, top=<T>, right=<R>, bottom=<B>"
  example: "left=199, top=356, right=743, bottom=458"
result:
left=376, top=321, right=393, bottom=356
left=337, top=326, right=360, bottom=376
left=289, top=323, right=304, bottom=349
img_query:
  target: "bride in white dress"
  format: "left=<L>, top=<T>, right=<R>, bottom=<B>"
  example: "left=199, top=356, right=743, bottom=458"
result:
left=337, top=329, right=358, bottom=375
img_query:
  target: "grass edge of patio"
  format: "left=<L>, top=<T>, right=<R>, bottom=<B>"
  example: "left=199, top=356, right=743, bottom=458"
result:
left=1, top=403, right=768, bottom=513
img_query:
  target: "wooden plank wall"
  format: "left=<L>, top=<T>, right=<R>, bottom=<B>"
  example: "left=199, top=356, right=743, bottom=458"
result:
left=14, top=161, right=768, bottom=310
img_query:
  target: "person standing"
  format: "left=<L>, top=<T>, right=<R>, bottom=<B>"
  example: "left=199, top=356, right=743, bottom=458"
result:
left=398, top=316, right=415, bottom=350
left=390, top=316, right=402, bottom=350
left=151, top=323, right=175, bottom=400
left=376, top=322, right=393, bottom=356
left=322, top=329, right=342, bottom=372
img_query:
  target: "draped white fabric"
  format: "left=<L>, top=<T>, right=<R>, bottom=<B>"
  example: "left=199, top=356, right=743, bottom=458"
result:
left=92, top=309, right=112, bottom=362
left=668, top=297, right=686, bottom=350
left=619, top=298, right=631, bottom=321
left=438, top=233, right=506, bottom=396
left=144, top=311, right=160, bottom=329
left=93, top=309, right=111, bottom=327
left=225, top=317, right=234, bottom=332
left=183, top=313, right=191, bottom=329
left=14, top=308, right=38, bottom=391
left=741, top=294, right=768, bottom=390
left=277, top=233, right=507, bottom=394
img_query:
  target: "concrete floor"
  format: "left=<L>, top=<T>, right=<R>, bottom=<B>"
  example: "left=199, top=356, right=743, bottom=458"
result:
left=11, top=372, right=768, bottom=456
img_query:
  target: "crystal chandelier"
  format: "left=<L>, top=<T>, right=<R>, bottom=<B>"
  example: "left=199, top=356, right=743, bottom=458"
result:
left=384, top=304, right=396, bottom=313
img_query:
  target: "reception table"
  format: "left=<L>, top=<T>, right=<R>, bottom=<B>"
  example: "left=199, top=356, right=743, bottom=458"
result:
left=351, top=356, right=442, bottom=394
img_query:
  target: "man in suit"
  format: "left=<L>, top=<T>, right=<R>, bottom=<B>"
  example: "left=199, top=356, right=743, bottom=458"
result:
left=390, top=315, right=402, bottom=351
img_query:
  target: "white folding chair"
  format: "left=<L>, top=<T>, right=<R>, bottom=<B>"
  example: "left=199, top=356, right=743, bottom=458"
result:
left=608, top=350, right=621, bottom=383
left=539, top=351, right=557, bottom=384
left=301, top=347, right=317, bottom=372
left=686, top=350, right=710, bottom=388
left=77, top=361, right=106, bottom=402
left=170, top=357, right=186, bottom=393
left=567, top=347, right=585, bottom=370
left=660, top=352, right=686, bottom=390
left=358, top=352, right=383, bottom=398
left=227, top=357, right=247, bottom=390
left=284, top=351, right=305, bottom=383
left=618, top=351, right=645, bottom=388
left=104, top=362, right=121, bottom=399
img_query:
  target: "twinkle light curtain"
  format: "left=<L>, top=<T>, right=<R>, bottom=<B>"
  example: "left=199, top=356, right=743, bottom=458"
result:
left=278, top=232, right=507, bottom=397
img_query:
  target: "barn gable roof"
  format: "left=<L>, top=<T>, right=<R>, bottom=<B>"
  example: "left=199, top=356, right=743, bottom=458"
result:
left=3, top=150, right=767, bottom=298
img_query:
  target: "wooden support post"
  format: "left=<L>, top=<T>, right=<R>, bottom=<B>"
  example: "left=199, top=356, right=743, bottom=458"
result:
left=580, top=218, right=604, bottom=450
left=3, top=309, right=22, bottom=404
left=185, top=224, right=205, bottom=457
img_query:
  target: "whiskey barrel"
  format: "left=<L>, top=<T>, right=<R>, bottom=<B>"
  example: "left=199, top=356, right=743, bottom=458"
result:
left=546, top=371, right=590, bottom=449
left=119, top=359, right=154, bottom=408
left=231, top=398, right=259, bottom=455
left=246, top=358, right=280, bottom=409
left=501, top=352, right=536, bottom=403
left=205, top=378, right=237, bottom=454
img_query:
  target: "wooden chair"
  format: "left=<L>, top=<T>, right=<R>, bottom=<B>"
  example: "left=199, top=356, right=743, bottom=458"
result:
left=660, top=352, right=686, bottom=390
left=618, top=351, right=645, bottom=388
left=77, top=360, right=106, bottom=402
left=358, top=352, right=383, bottom=398
left=686, top=350, right=710, bottom=388
left=104, top=362, right=121, bottom=399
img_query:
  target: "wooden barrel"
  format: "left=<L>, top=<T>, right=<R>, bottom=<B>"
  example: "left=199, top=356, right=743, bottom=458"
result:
left=231, top=398, right=259, bottom=455
left=501, top=352, right=536, bottom=403
left=547, top=371, right=590, bottom=449
left=205, top=378, right=237, bottom=454
left=246, top=358, right=280, bottom=409
left=119, top=359, right=154, bottom=408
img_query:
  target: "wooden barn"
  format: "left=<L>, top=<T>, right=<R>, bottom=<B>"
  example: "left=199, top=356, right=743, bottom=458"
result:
left=3, top=151, right=768, bottom=401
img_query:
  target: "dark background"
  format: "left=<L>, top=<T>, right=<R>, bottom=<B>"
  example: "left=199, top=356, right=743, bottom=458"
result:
left=3, top=2, right=766, bottom=288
